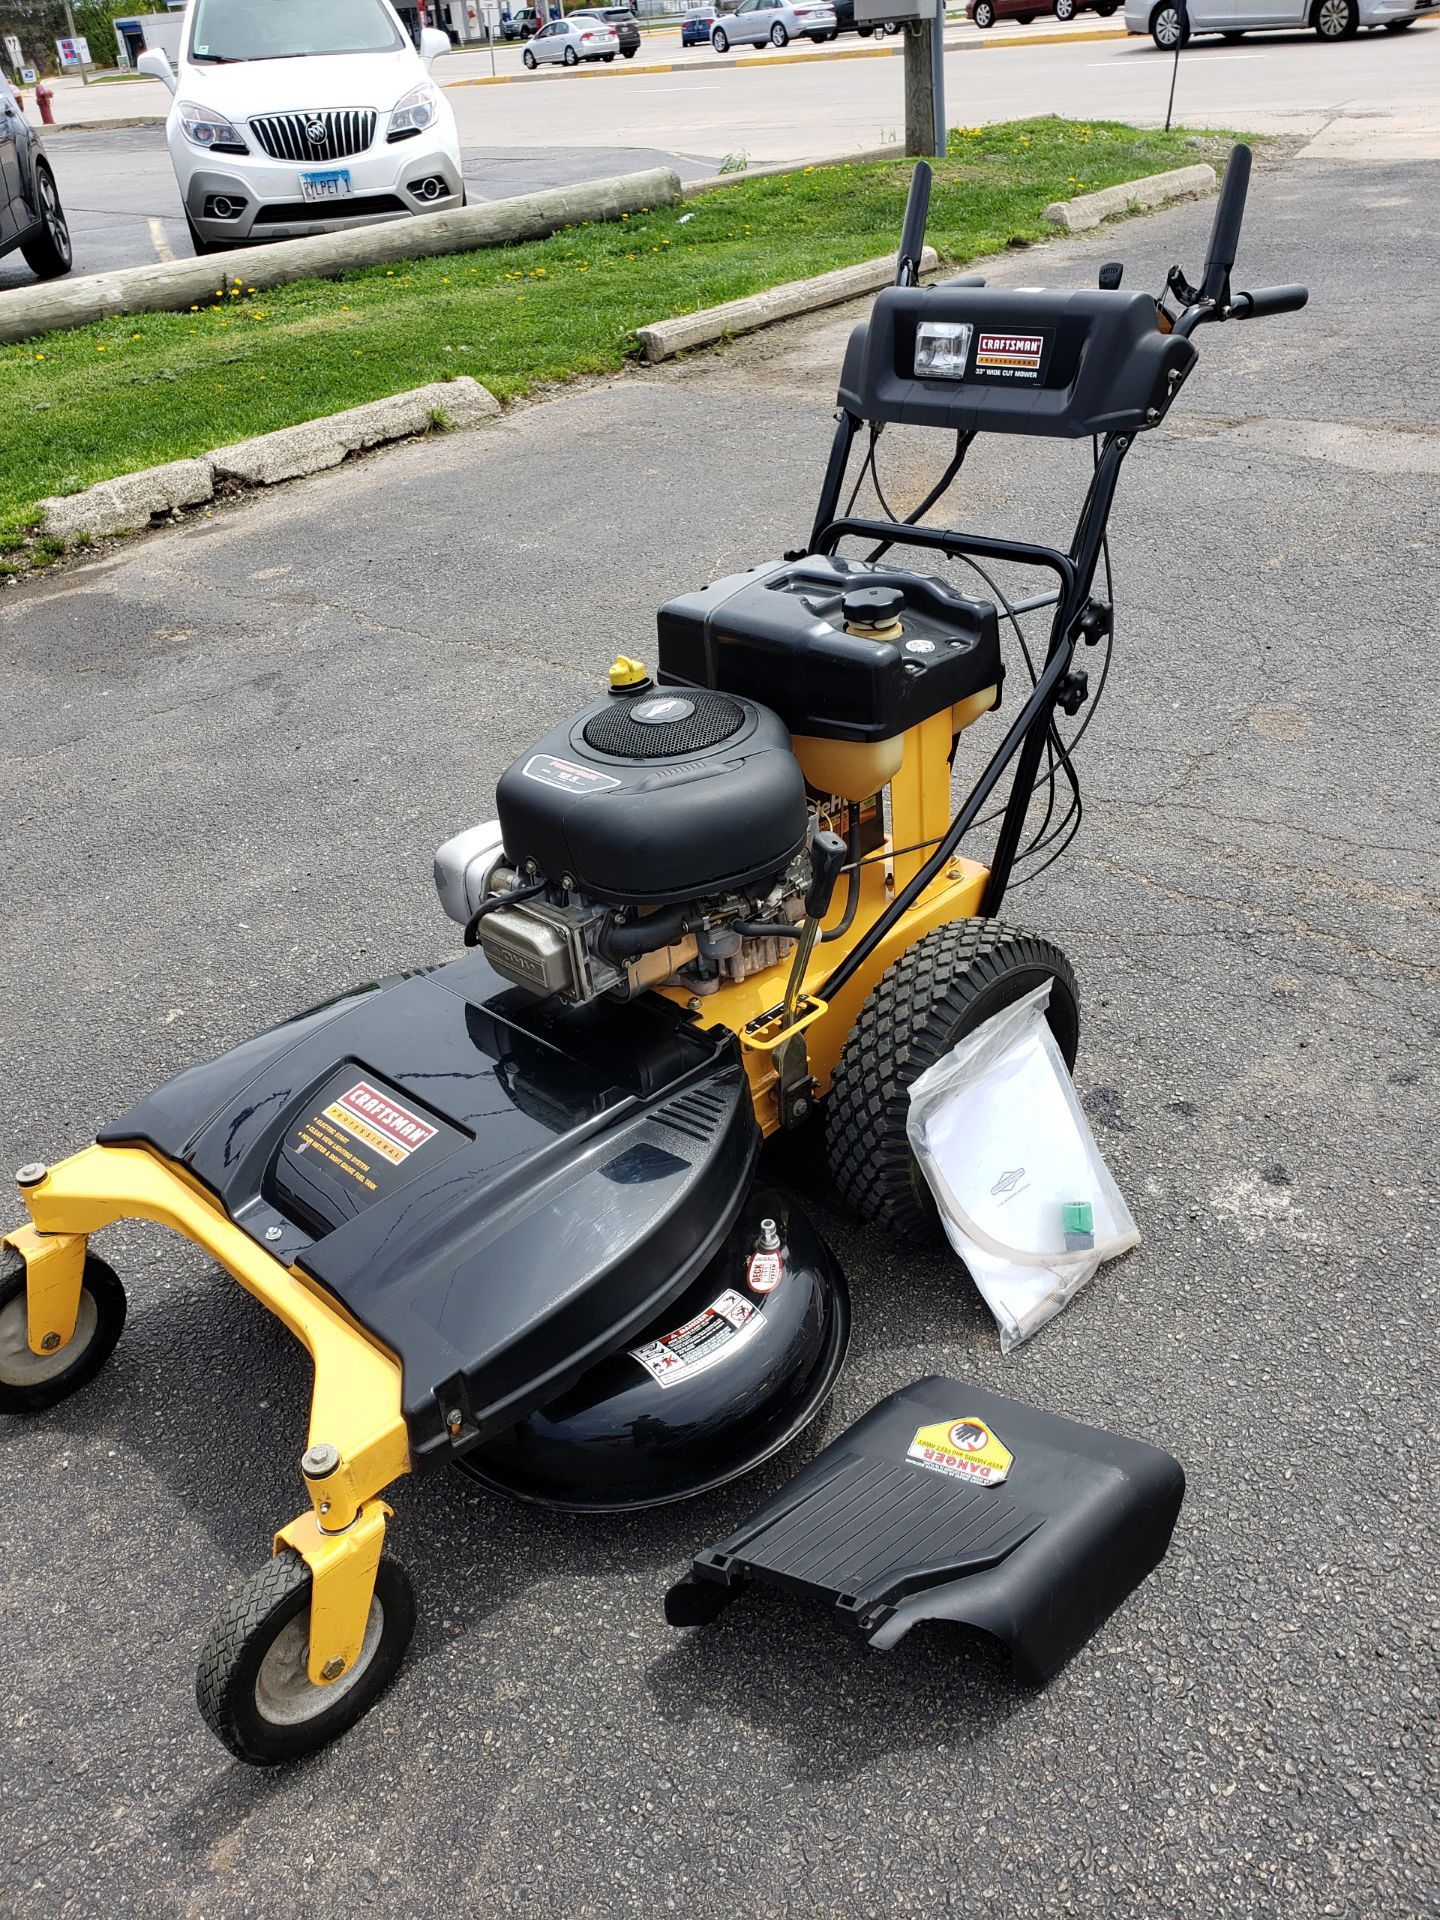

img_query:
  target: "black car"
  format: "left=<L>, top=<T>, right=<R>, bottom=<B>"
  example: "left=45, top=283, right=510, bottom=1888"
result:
left=592, top=3, right=642, bottom=52
left=0, top=77, right=72, bottom=283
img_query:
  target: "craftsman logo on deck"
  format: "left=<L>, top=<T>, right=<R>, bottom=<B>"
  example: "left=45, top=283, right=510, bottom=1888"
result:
left=327, top=1081, right=437, bottom=1166
left=907, top=1416, right=1013, bottom=1487
left=972, top=330, right=1051, bottom=384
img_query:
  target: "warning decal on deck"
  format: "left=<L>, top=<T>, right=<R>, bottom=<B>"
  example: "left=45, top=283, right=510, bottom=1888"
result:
left=630, top=1288, right=763, bottom=1389
left=907, top=1417, right=1013, bottom=1487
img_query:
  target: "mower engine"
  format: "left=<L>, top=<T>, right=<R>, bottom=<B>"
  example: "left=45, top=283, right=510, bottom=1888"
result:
left=435, top=686, right=816, bottom=1006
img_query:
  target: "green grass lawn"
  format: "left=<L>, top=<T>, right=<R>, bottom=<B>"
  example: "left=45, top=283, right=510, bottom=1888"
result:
left=0, top=120, right=1236, bottom=553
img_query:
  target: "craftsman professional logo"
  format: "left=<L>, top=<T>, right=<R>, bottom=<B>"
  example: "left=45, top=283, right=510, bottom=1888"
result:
left=991, top=1167, right=1026, bottom=1196
left=326, top=1081, right=437, bottom=1165
left=976, top=332, right=1046, bottom=373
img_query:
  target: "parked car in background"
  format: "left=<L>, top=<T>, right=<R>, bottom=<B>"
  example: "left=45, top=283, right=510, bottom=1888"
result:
left=591, top=4, right=642, bottom=53
left=831, top=0, right=901, bottom=32
left=501, top=7, right=542, bottom=37
left=523, top=12, right=621, bottom=61
left=681, top=6, right=719, bottom=39
left=0, top=74, right=72, bottom=282
left=967, top=0, right=1115, bottom=24
left=139, top=0, right=462, bottom=255
left=711, top=0, right=838, bottom=48
left=1128, top=0, right=1426, bottom=42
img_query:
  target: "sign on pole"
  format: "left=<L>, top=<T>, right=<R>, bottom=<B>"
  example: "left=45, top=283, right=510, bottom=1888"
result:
left=3, top=33, right=21, bottom=66
left=56, top=34, right=92, bottom=68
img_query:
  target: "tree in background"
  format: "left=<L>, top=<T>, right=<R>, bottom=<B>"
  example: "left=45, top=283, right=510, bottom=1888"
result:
left=0, top=0, right=152, bottom=73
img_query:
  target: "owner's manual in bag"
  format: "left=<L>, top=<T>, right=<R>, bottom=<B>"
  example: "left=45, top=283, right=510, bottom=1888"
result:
left=906, top=982, right=1139, bottom=1351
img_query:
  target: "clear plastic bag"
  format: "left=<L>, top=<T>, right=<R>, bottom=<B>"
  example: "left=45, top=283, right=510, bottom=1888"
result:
left=906, top=981, right=1139, bottom=1351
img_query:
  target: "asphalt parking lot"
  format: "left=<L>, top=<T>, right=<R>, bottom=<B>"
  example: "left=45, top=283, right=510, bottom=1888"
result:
left=0, top=126, right=711, bottom=289
left=1, top=154, right=1436, bottom=1917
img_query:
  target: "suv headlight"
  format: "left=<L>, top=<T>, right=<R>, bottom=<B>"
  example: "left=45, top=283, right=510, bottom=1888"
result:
left=388, top=83, right=437, bottom=141
left=176, top=101, right=248, bottom=154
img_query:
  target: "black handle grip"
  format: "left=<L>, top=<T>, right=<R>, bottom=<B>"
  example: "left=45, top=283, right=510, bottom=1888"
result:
left=1201, top=143, right=1252, bottom=303
left=805, top=831, right=849, bottom=921
left=1231, top=283, right=1308, bottom=319
left=896, top=160, right=932, bottom=287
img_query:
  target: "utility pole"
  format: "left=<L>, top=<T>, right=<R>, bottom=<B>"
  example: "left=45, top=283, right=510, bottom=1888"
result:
left=60, top=0, right=90, bottom=84
left=902, top=2, right=945, bottom=158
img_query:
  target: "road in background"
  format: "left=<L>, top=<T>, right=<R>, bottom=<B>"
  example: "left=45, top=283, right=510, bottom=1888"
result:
left=1, top=152, right=1435, bottom=1918
left=3, top=22, right=1434, bottom=287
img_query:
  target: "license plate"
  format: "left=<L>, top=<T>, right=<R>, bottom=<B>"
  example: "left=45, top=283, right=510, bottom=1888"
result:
left=299, top=169, right=351, bottom=202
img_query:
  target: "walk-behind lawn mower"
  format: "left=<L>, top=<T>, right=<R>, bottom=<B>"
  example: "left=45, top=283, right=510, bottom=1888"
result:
left=2, top=147, right=1304, bottom=1764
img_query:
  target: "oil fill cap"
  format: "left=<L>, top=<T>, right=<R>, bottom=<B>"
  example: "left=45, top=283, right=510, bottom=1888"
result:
left=842, top=585, right=906, bottom=629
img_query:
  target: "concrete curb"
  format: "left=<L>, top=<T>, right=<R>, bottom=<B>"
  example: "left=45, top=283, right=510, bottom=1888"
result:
left=637, top=244, right=937, bottom=362
left=0, top=167, right=678, bottom=346
left=39, top=377, right=500, bottom=538
left=681, top=146, right=901, bottom=195
left=1042, top=161, right=1216, bottom=232
left=444, top=21, right=1125, bottom=84
left=39, top=114, right=168, bottom=132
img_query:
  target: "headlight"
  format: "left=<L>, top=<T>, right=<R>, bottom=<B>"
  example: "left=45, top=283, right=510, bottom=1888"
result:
left=388, top=83, right=437, bottom=140
left=914, top=320, right=974, bottom=380
left=177, top=101, right=247, bottom=154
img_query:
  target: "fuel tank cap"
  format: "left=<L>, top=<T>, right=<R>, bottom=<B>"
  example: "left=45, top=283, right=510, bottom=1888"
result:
left=842, top=585, right=906, bottom=634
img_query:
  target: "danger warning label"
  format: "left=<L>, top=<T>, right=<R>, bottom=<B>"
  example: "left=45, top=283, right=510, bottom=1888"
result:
left=906, top=1417, right=1013, bottom=1487
left=630, top=1288, right=763, bottom=1389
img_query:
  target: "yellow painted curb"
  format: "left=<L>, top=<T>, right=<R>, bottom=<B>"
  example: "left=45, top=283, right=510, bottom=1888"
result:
left=983, top=23, right=1126, bottom=46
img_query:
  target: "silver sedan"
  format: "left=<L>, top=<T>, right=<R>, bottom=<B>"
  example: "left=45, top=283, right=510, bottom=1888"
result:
left=522, top=14, right=622, bottom=64
left=711, top=0, right=839, bottom=48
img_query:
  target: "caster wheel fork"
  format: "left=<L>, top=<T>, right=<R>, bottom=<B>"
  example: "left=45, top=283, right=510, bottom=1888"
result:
left=0, top=1228, right=126, bottom=1414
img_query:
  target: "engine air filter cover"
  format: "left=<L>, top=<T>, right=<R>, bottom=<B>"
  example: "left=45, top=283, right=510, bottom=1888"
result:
left=496, top=692, right=807, bottom=907
left=583, top=691, right=746, bottom=760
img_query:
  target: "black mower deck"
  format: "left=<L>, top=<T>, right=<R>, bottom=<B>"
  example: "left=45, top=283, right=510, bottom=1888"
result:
left=99, top=952, right=758, bottom=1463
left=667, top=1377, right=1184, bottom=1681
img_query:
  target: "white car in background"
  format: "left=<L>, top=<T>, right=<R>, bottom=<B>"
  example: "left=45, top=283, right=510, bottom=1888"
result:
left=139, top=0, right=463, bottom=255
left=1128, top=0, right=1428, bottom=43
left=522, top=14, right=623, bottom=63
left=710, top=0, right=839, bottom=48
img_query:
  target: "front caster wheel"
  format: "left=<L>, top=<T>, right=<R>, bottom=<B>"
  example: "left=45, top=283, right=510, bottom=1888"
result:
left=196, top=1549, right=416, bottom=1765
left=0, top=1244, right=126, bottom=1413
left=825, top=920, right=1080, bottom=1245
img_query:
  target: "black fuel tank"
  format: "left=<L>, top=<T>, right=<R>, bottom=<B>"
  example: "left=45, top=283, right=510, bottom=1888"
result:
left=495, top=690, right=807, bottom=905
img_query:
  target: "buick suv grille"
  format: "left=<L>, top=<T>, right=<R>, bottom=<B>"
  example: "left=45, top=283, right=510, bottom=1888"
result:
left=248, top=109, right=377, bottom=163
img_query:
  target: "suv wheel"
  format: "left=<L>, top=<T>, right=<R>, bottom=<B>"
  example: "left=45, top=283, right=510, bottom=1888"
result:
left=19, top=163, right=72, bottom=280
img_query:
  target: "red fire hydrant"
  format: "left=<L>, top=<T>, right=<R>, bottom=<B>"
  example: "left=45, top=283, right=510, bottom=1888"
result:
left=35, top=81, right=54, bottom=126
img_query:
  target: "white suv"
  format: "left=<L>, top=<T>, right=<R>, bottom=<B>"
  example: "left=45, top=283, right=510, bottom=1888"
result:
left=140, top=0, right=463, bottom=255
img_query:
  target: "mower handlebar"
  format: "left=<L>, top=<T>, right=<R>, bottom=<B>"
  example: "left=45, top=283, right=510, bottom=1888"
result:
left=1201, top=143, right=1251, bottom=304
left=1230, top=283, right=1309, bottom=320
left=896, top=160, right=932, bottom=287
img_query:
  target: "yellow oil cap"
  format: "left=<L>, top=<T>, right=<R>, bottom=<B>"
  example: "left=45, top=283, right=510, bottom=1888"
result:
left=609, top=654, right=649, bottom=689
